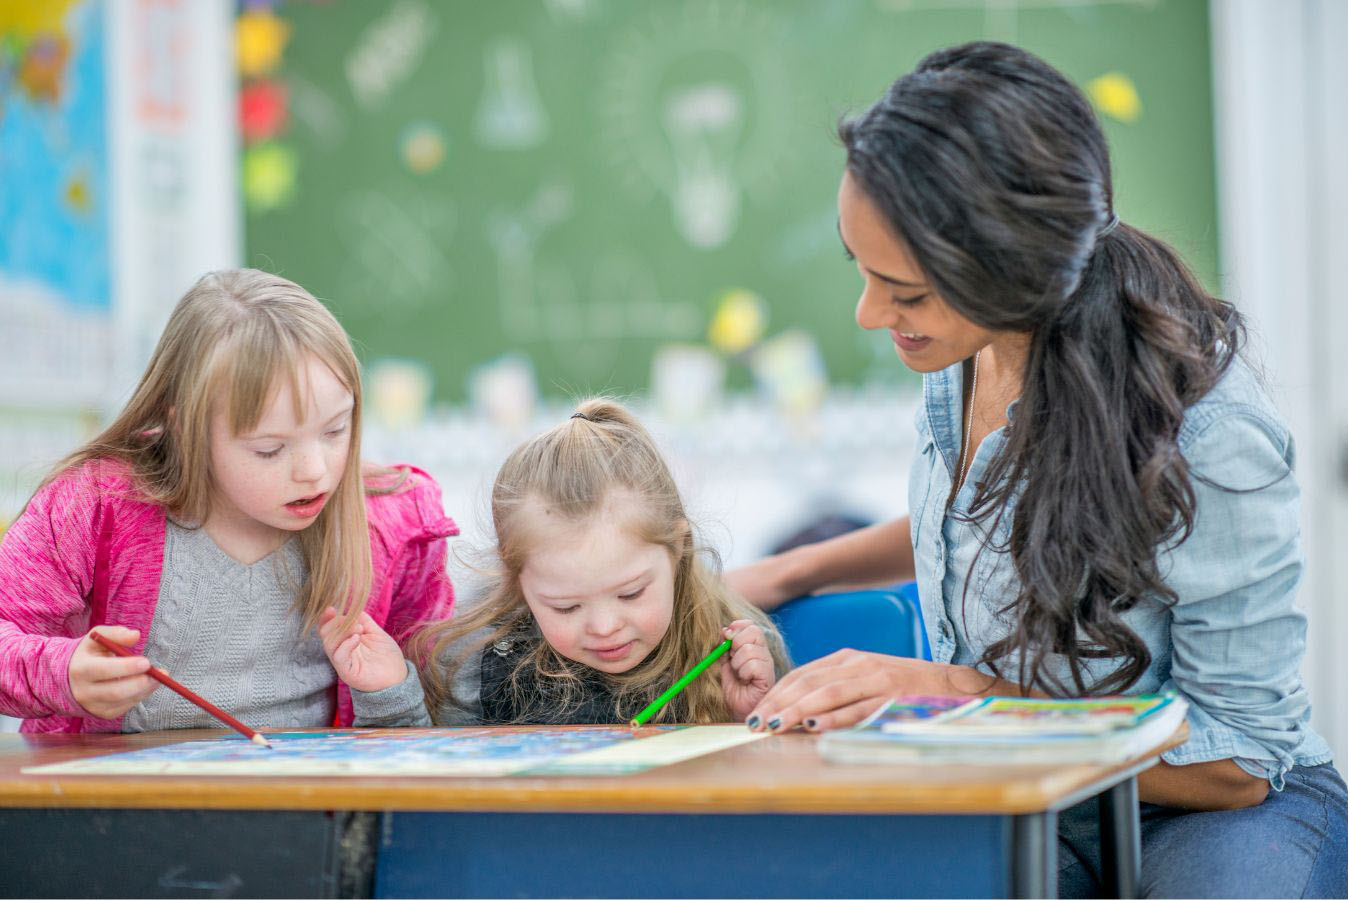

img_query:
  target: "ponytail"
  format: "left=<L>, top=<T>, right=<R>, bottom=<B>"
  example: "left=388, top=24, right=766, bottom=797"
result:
left=974, top=222, right=1242, bottom=695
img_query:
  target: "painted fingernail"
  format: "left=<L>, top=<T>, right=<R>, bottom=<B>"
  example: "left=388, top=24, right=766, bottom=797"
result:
left=746, top=715, right=761, bottom=730
left=768, top=717, right=782, bottom=731
left=804, top=718, right=818, bottom=730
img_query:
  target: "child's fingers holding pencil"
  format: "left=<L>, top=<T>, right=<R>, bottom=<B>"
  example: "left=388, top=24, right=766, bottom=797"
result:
left=80, top=670, right=160, bottom=710
left=88, top=625, right=141, bottom=651
left=724, top=622, right=771, bottom=672
left=720, top=624, right=776, bottom=719
left=70, top=628, right=160, bottom=718
left=76, top=654, right=152, bottom=680
left=730, top=641, right=773, bottom=682
left=72, top=627, right=148, bottom=678
left=84, top=627, right=268, bottom=744
left=723, top=619, right=762, bottom=643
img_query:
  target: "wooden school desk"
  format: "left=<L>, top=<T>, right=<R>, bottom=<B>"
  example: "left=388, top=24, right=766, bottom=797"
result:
left=0, top=724, right=1185, bottom=899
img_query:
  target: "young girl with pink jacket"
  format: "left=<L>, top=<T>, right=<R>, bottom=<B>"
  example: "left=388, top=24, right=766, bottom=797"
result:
left=0, top=268, right=456, bottom=734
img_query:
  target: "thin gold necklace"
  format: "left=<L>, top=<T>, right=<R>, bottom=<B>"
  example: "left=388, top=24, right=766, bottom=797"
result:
left=955, top=349, right=980, bottom=493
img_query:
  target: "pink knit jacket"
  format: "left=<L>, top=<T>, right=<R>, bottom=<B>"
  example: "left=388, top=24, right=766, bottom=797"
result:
left=0, top=458, right=457, bottom=733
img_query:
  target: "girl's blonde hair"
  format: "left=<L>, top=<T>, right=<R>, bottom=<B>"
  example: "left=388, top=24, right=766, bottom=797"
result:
left=412, top=398, right=788, bottom=724
left=40, top=268, right=388, bottom=631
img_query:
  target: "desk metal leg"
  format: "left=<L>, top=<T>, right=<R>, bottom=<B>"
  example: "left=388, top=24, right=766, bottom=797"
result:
left=1012, top=810, right=1058, bottom=898
left=337, top=811, right=379, bottom=898
left=1099, top=775, right=1141, bottom=898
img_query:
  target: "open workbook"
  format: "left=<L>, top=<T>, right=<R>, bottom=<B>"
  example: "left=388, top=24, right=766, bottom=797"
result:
left=819, top=693, right=1188, bottom=765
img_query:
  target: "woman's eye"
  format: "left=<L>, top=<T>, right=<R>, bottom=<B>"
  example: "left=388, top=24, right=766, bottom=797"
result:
left=325, top=426, right=348, bottom=438
left=555, top=605, right=579, bottom=615
left=254, top=447, right=282, bottom=459
left=618, top=586, right=647, bottom=601
left=893, top=293, right=928, bottom=306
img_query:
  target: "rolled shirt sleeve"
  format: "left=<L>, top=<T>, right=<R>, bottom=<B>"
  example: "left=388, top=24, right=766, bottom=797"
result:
left=1158, top=408, right=1331, bottom=787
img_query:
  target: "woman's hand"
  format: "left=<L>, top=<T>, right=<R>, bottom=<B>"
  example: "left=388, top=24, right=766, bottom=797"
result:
left=719, top=620, right=777, bottom=721
left=68, top=626, right=160, bottom=719
left=725, top=518, right=917, bottom=612
left=724, top=556, right=800, bottom=612
left=745, top=649, right=995, bottom=732
left=319, top=608, right=409, bottom=693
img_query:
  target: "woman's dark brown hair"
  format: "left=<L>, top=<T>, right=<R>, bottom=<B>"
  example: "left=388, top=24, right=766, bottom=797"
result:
left=839, top=42, right=1245, bottom=695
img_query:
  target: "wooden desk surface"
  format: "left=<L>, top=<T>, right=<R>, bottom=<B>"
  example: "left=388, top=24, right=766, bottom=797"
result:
left=0, top=724, right=1186, bottom=816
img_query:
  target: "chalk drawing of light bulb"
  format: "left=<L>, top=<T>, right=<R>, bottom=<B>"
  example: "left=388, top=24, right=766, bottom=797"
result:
left=473, top=37, right=549, bottom=149
left=599, top=3, right=795, bottom=251
left=661, top=83, right=744, bottom=249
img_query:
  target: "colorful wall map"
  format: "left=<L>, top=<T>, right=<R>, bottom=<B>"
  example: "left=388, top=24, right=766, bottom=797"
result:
left=0, top=0, right=109, bottom=312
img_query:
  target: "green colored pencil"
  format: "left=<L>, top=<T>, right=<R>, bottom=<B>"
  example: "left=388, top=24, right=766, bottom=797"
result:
left=630, top=637, right=733, bottom=727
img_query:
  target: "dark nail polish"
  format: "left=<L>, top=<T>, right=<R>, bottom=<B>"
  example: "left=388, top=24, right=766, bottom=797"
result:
left=768, top=717, right=782, bottom=731
left=746, top=715, right=761, bottom=730
left=805, top=718, right=818, bottom=730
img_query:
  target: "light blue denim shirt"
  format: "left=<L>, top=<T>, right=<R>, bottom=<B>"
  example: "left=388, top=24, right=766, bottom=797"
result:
left=909, top=354, right=1332, bottom=789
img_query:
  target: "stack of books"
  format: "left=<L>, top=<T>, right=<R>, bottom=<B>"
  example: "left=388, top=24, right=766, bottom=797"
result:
left=818, top=693, right=1188, bottom=765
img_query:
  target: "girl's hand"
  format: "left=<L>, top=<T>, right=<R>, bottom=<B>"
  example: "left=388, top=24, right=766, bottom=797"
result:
left=719, top=620, right=777, bottom=721
left=745, top=650, right=990, bottom=733
left=318, top=608, right=409, bottom=693
left=68, top=626, right=160, bottom=719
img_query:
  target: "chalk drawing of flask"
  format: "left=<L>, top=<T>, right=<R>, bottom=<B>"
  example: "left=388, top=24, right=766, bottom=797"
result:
left=662, top=83, right=743, bottom=249
left=474, top=37, right=549, bottom=149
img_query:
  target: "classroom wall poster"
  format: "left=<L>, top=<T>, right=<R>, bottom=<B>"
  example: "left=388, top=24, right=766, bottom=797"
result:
left=0, top=0, right=113, bottom=405
left=0, top=1, right=113, bottom=530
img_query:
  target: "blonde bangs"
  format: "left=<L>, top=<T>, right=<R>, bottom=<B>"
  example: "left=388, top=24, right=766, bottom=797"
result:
left=218, top=329, right=303, bottom=439
left=215, top=299, right=362, bottom=438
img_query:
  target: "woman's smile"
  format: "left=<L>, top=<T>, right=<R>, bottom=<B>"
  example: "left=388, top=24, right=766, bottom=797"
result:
left=891, top=329, right=933, bottom=352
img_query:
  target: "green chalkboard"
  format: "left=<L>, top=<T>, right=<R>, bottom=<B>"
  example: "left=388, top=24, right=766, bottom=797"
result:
left=243, top=0, right=1217, bottom=403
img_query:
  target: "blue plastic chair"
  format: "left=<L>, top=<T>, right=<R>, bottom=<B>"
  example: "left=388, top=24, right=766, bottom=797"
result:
left=770, top=584, right=931, bottom=666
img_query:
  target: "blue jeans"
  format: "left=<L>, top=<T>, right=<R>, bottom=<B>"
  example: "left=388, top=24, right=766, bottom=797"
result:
left=1058, top=763, right=1348, bottom=898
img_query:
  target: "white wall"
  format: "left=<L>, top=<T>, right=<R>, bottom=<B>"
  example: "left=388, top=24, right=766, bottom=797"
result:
left=108, top=0, right=241, bottom=396
left=1211, top=0, right=1348, bottom=760
left=362, top=391, right=917, bottom=596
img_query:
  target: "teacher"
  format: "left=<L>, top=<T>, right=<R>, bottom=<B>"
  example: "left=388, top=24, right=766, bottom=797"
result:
left=728, top=41, right=1345, bottom=897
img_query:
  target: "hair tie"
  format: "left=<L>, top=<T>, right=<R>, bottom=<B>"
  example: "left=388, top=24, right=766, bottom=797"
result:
left=1098, top=213, right=1121, bottom=238
left=570, top=412, right=590, bottom=421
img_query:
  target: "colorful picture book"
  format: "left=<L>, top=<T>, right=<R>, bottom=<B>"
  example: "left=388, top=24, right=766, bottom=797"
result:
left=818, top=693, right=1188, bottom=765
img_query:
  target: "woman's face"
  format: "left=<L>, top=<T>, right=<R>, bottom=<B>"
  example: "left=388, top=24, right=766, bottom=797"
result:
left=837, top=170, right=997, bottom=373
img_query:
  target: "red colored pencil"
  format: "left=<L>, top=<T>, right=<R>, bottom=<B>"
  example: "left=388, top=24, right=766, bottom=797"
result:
left=90, top=631, right=272, bottom=748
